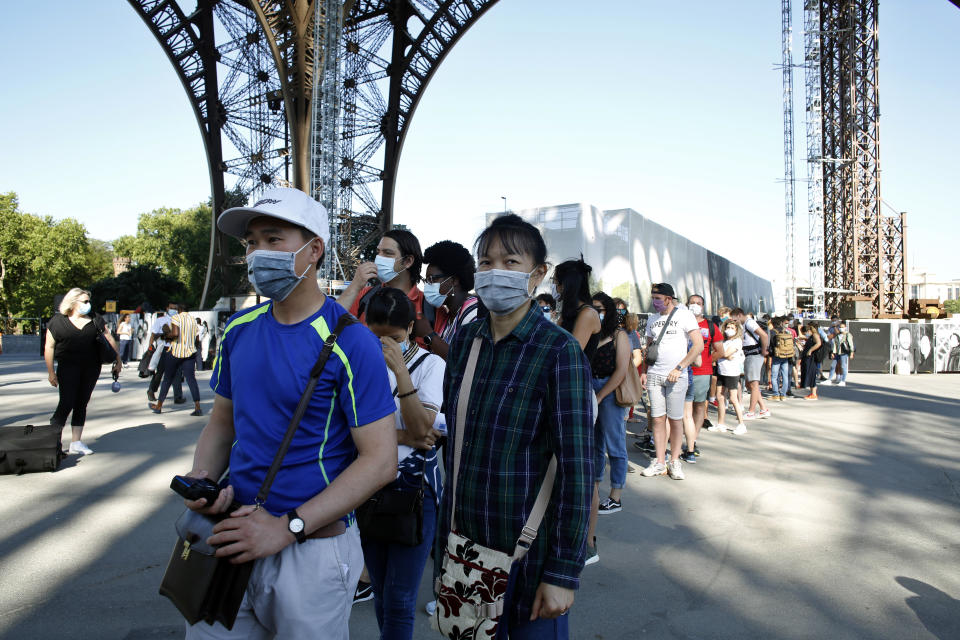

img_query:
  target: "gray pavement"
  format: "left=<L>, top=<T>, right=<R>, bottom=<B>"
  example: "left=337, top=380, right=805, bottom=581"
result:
left=0, top=354, right=958, bottom=639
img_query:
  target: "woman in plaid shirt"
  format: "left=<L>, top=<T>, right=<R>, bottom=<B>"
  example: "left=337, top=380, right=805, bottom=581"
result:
left=437, top=214, right=595, bottom=638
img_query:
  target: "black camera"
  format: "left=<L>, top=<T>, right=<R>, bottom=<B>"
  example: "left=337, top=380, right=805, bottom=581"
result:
left=171, top=475, right=223, bottom=504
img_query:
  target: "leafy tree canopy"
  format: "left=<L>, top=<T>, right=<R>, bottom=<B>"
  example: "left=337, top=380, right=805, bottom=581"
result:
left=90, top=264, right=186, bottom=312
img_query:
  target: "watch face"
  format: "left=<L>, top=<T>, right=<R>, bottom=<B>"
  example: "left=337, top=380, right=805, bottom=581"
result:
left=289, top=518, right=305, bottom=534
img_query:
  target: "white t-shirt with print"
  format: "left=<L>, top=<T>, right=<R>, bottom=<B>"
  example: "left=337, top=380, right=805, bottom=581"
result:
left=385, top=348, right=446, bottom=465
left=645, top=306, right=699, bottom=376
left=718, top=337, right=745, bottom=376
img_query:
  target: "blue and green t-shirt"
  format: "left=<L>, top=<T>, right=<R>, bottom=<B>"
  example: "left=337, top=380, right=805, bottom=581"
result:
left=210, top=297, right=395, bottom=517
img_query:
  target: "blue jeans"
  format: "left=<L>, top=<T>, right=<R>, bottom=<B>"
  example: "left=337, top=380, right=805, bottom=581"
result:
left=592, top=377, right=628, bottom=489
left=494, top=564, right=570, bottom=640
left=771, top=358, right=791, bottom=396
left=360, top=487, right=437, bottom=640
left=835, top=354, right=849, bottom=382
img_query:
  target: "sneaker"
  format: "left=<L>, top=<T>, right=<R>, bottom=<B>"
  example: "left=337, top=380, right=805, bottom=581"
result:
left=836, top=381, right=846, bottom=387
left=425, top=600, right=437, bottom=616
left=69, top=441, right=94, bottom=455
left=693, top=444, right=701, bottom=457
left=732, top=423, right=748, bottom=435
left=743, top=411, right=757, bottom=421
left=706, top=424, right=727, bottom=433
left=667, top=459, right=685, bottom=480
left=679, top=451, right=696, bottom=464
left=702, top=418, right=713, bottom=428
left=641, top=461, right=668, bottom=477
left=584, top=539, right=600, bottom=566
left=598, top=498, right=622, bottom=514
left=759, top=409, right=771, bottom=419
left=709, top=399, right=718, bottom=407
left=353, top=581, right=374, bottom=604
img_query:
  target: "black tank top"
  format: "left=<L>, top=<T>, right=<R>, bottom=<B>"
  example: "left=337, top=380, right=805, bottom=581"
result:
left=590, top=335, right=618, bottom=378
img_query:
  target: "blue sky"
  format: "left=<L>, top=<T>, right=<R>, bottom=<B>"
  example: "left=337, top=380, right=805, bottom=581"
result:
left=2, top=1, right=958, bottom=292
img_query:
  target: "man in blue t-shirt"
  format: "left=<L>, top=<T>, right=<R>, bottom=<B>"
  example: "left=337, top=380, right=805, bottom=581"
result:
left=181, top=187, right=397, bottom=639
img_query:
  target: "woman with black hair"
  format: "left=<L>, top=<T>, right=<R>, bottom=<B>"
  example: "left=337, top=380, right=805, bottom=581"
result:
left=435, top=214, right=594, bottom=637
left=421, top=240, right=480, bottom=361
left=362, top=287, right=446, bottom=640
left=590, top=292, right=632, bottom=514
left=552, top=259, right=601, bottom=359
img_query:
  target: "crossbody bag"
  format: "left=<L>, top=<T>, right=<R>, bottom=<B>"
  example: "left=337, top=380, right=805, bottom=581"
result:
left=432, top=337, right=557, bottom=639
left=159, top=313, right=356, bottom=630
left=643, top=307, right=677, bottom=366
left=356, top=351, right=431, bottom=547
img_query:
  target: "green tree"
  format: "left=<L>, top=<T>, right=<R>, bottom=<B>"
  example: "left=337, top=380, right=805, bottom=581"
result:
left=944, top=299, right=960, bottom=316
left=90, top=264, right=186, bottom=311
left=0, top=192, right=110, bottom=317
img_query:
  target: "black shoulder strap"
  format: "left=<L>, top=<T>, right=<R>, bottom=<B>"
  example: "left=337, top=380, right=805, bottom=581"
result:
left=357, top=284, right=380, bottom=318
left=653, top=307, right=677, bottom=346
left=255, top=313, right=357, bottom=505
left=393, top=351, right=430, bottom=397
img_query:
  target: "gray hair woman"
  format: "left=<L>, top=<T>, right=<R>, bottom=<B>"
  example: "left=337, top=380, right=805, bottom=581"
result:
left=44, top=288, right=122, bottom=454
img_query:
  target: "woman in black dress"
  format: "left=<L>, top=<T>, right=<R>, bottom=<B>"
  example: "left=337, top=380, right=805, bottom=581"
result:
left=800, top=323, right=823, bottom=401
left=44, top=288, right=122, bottom=455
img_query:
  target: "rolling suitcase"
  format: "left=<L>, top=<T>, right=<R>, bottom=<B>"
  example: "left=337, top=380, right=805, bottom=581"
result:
left=0, top=424, right=65, bottom=475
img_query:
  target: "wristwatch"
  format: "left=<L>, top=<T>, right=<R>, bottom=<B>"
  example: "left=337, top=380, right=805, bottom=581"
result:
left=423, top=332, right=438, bottom=347
left=287, top=509, right=306, bottom=544
left=674, top=364, right=683, bottom=371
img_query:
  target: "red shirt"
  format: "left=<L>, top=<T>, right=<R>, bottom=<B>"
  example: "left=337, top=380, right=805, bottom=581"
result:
left=349, top=284, right=429, bottom=348
left=692, top=318, right=724, bottom=376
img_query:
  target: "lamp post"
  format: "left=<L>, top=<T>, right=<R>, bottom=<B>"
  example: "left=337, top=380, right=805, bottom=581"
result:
left=501, top=196, right=507, bottom=212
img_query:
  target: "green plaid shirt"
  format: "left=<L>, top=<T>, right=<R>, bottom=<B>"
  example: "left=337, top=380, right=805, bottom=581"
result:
left=438, top=300, right=595, bottom=622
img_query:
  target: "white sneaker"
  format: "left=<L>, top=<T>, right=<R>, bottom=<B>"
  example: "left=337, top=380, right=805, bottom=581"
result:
left=732, top=424, right=747, bottom=436
left=667, top=459, right=685, bottom=480
left=70, top=441, right=94, bottom=455
left=707, top=424, right=728, bottom=433
left=425, top=600, right=437, bottom=616
left=836, top=381, right=846, bottom=387
left=641, top=461, right=668, bottom=477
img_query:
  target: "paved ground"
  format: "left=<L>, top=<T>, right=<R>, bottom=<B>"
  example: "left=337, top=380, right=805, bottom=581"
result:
left=0, top=354, right=958, bottom=640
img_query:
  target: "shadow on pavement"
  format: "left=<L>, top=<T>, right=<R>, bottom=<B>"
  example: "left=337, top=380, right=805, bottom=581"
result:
left=896, top=577, right=960, bottom=640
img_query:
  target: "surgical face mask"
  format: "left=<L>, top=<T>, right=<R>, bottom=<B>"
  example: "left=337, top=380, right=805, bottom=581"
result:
left=474, top=268, right=535, bottom=315
left=599, top=313, right=605, bottom=322
left=725, top=328, right=737, bottom=337
left=423, top=276, right=451, bottom=308
left=689, top=303, right=703, bottom=317
left=652, top=298, right=667, bottom=314
left=375, top=254, right=405, bottom=284
left=550, top=284, right=560, bottom=301
left=77, top=302, right=91, bottom=316
left=839, top=327, right=847, bottom=333
left=246, top=239, right=314, bottom=301
left=400, top=340, right=410, bottom=354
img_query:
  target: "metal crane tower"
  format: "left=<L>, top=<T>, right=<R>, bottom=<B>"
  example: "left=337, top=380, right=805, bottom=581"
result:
left=808, top=0, right=907, bottom=317
left=803, top=0, right=826, bottom=314
left=780, top=0, right=798, bottom=313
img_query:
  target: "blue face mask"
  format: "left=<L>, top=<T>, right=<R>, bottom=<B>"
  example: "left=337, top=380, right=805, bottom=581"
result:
left=246, top=239, right=315, bottom=301
left=77, top=302, right=92, bottom=316
left=423, top=276, right=451, bottom=308
left=475, top=268, right=535, bottom=315
left=375, top=254, right=406, bottom=284
left=400, top=340, right=410, bottom=354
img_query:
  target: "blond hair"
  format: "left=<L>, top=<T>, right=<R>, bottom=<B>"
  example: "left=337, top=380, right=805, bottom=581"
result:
left=718, top=306, right=732, bottom=318
left=624, top=313, right=639, bottom=332
left=59, top=288, right=91, bottom=316
left=721, top=318, right=743, bottom=339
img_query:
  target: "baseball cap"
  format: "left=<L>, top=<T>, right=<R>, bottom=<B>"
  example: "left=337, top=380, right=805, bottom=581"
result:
left=217, top=187, right=330, bottom=245
left=651, top=282, right=676, bottom=298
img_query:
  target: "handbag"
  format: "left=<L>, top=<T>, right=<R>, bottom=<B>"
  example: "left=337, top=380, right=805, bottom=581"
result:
left=356, top=351, right=431, bottom=546
left=615, top=334, right=644, bottom=408
left=432, top=337, right=557, bottom=639
left=643, top=307, right=677, bottom=366
left=159, top=313, right=356, bottom=630
left=94, top=317, right=118, bottom=365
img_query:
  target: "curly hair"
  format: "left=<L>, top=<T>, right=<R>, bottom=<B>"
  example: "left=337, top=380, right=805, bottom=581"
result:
left=423, top=240, right=475, bottom=291
left=721, top=319, right=743, bottom=339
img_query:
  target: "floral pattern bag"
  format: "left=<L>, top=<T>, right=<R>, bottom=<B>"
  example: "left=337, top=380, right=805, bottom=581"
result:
left=432, top=338, right=557, bottom=639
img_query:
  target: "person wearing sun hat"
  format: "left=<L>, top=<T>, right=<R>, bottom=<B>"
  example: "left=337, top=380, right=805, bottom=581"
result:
left=178, top=187, right=398, bottom=639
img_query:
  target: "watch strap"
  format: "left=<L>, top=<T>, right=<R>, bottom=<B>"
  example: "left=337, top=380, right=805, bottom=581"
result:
left=287, top=509, right=306, bottom=544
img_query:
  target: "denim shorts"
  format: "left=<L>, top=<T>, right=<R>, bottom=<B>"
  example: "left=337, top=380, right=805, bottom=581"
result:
left=646, top=373, right=688, bottom=420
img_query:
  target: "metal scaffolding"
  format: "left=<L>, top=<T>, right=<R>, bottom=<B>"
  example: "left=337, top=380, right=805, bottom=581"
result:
left=803, top=0, right=826, bottom=314
left=816, top=0, right=905, bottom=317
left=780, top=0, right=797, bottom=312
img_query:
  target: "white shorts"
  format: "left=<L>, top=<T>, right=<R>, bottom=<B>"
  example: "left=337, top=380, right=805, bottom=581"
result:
left=185, top=525, right=363, bottom=639
left=646, top=373, right=688, bottom=420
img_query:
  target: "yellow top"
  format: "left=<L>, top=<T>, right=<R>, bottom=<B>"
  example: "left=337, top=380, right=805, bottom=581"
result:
left=169, top=312, right=198, bottom=359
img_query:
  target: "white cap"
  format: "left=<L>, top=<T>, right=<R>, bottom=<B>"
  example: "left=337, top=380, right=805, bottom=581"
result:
left=217, top=187, right=330, bottom=245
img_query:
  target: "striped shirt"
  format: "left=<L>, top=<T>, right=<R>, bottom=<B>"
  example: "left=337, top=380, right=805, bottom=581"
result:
left=437, top=300, right=595, bottom=624
left=434, top=295, right=480, bottom=344
left=169, top=312, right=198, bottom=359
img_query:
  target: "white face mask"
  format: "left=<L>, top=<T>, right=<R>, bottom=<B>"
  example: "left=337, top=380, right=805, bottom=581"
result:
left=474, top=268, right=536, bottom=315
left=375, top=254, right=405, bottom=284
left=688, top=303, right=703, bottom=317
left=725, top=328, right=737, bottom=337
